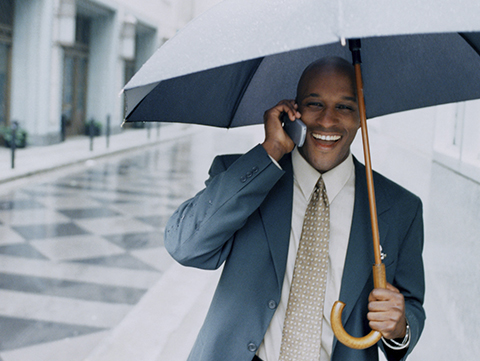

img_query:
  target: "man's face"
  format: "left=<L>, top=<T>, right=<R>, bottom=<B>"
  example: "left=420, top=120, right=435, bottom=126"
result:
left=297, top=66, right=360, bottom=173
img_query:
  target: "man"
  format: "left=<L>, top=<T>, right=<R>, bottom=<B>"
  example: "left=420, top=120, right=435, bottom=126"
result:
left=165, top=57, right=425, bottom=361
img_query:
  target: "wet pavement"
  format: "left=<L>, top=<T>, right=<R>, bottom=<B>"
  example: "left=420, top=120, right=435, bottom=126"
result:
left=0, top=125, right=264, bottom=361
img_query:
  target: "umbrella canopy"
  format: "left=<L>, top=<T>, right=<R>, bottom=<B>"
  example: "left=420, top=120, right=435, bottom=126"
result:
left=123, top=0, right=480, bottom=127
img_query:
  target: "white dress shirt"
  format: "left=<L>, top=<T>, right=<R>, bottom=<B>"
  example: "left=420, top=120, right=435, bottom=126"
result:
left=257, top=147, right=355, bottom=361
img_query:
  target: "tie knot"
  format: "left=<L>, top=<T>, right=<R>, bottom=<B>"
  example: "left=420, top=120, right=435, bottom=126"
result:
left=314, top=176, right=329, bottom=207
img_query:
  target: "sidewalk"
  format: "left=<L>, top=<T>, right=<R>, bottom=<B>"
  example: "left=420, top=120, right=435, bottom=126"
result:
left=0, top=123, right=221, bottom=361
left=0, top=123, right=193, bottom=185
left=85, top=263, right=222, bottom=361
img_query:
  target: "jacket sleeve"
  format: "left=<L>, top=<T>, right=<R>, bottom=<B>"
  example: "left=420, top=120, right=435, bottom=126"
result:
left=164, top=144, right=285, bottom=270
left=382, top=199, right=426, bottom=361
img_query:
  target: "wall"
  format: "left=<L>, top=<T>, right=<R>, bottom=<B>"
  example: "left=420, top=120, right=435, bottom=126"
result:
left=10, top=0, right=58, bottom=144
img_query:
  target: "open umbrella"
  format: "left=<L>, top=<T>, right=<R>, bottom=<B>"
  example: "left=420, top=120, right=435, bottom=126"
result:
left=122, top=0, right=480, bottom=350
left=123, top=0, right=480, bottom=127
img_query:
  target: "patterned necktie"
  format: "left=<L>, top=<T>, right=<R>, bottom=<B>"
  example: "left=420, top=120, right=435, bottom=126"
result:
left=279, top=176, right=330, bottom=360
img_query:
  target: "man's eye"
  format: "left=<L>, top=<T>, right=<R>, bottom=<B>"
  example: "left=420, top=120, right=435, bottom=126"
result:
left=337, top=104, right=354, bottom=111
left=307, top=102, right=323, bottom=107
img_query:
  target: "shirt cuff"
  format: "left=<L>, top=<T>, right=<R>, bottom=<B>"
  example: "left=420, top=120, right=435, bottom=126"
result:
left=268, top=154, right=282, bottom=170
left=382, top=319, right=410, bottom=351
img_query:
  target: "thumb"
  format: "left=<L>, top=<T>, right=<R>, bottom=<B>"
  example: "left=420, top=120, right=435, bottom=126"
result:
left=385, top=282, right=400, bottom=293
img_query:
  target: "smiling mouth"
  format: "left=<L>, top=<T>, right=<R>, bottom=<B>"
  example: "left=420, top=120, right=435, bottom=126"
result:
left=312, top=133, right=341, bottom=142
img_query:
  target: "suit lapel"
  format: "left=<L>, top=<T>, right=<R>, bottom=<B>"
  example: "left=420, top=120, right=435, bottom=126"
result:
left=335, top=159, right=391, bottom=341
left=259, top=153, right=294, bottom=290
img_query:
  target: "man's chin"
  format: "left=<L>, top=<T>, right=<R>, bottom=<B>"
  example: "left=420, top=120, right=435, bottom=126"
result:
left=298, top=147, right=348, bottom=173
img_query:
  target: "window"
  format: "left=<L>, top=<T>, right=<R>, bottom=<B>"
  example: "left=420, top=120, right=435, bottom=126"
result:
left=61, top=14, right=91, bottom=137
left=433, top=103, right=464, bottom=160
left=75, top=15, right=91, bottom=49
left=433, top=99, right=480, bottom=182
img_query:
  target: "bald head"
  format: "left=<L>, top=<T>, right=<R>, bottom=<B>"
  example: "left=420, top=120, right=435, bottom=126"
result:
left=296, top=57, right=356, bottom=102
left=293, top=56, right=360, bottom=173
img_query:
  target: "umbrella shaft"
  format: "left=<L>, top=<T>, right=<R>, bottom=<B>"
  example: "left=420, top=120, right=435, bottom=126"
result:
left=354, top=63, right=383, bottom=267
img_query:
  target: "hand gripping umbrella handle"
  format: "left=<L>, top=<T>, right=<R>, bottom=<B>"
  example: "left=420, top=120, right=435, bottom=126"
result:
left=330, top=39, right=387, bottom=350
left=331, top=264, right=386, bottom=349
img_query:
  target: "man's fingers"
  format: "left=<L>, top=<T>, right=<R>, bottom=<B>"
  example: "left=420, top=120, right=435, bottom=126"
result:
left=266, top=100, right=301, bottom=121
left=262, top=99, right=300, bottom=161
left=368, top=320, right=401, bottom=338
left=369, top=288, right=394, bottom=301
left=385, top=282, right=400, bottom=293
left=367, top=302, right=406, bottom=339
left=283, top=102, right=301, bottom=121
left=367, top=282, right=407, bottom=339
left=368, top=300, right=395, bottom=313
left=369, top=282, right=401, bottom=301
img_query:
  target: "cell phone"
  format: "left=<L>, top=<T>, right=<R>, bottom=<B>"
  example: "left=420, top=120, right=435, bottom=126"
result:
left=282, top=113, right=307, bottom=147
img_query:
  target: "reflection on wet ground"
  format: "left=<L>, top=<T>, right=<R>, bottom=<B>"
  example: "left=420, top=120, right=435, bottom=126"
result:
left=0, top=126, right=264, bottom=360
left=0, top=138, right=201, bottom=359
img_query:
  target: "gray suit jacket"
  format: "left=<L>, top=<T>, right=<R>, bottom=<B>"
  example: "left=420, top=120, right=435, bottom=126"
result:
left=165, top=144, right=425, bottom=361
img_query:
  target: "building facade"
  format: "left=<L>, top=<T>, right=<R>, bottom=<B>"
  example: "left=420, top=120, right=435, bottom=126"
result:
left=0, top=0, right=208, bottom=146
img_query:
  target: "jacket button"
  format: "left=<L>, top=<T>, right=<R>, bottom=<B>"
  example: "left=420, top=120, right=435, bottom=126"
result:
left=247, top=342, right=257, bottom=352
left=246, top=171, right=253, bottom=178
left=252, top=166, right=259, bottom=173
left=268, top=300, right=277, bottom=309
left=240, top=176, right=247, bottom=183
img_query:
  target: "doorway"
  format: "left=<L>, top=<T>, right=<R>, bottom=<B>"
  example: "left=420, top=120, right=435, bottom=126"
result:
left=61, top=14, right=90, bottom=138
left=62, top=48, right=88, bottom=137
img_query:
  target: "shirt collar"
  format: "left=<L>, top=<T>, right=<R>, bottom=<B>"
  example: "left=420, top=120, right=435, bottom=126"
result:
left=292, top=147, right=354, bottom=204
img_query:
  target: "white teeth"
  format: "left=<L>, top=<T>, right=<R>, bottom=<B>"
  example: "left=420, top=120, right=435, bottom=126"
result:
left=312, top=133, right=341, bottom=141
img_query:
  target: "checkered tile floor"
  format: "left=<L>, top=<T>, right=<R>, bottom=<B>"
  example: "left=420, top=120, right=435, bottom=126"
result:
left=0, top=141, right=200, bottom=360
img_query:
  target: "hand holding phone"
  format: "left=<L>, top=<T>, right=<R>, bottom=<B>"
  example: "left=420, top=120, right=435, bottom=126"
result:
left=282, top=113, right=307, bottom=147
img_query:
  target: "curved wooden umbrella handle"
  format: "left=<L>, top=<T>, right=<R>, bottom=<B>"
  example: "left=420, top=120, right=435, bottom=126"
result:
left=330, top=264, right=387, bottom=349
left=331, top=301, right=382, bottom=349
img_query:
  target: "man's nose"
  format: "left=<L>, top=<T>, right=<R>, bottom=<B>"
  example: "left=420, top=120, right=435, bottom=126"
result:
left=317, top=107, right=338, bottom=126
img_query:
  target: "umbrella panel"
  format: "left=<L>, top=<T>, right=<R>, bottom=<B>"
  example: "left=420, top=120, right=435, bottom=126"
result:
left=361, top=32, right=480, bottom=118
left=126, top=58, right=262, bottom=127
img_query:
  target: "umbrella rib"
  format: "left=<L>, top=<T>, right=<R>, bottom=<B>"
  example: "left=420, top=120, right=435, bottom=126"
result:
left=460, top=32, right=480, bottom=56
left=228, top=58, right=264, bottom=128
